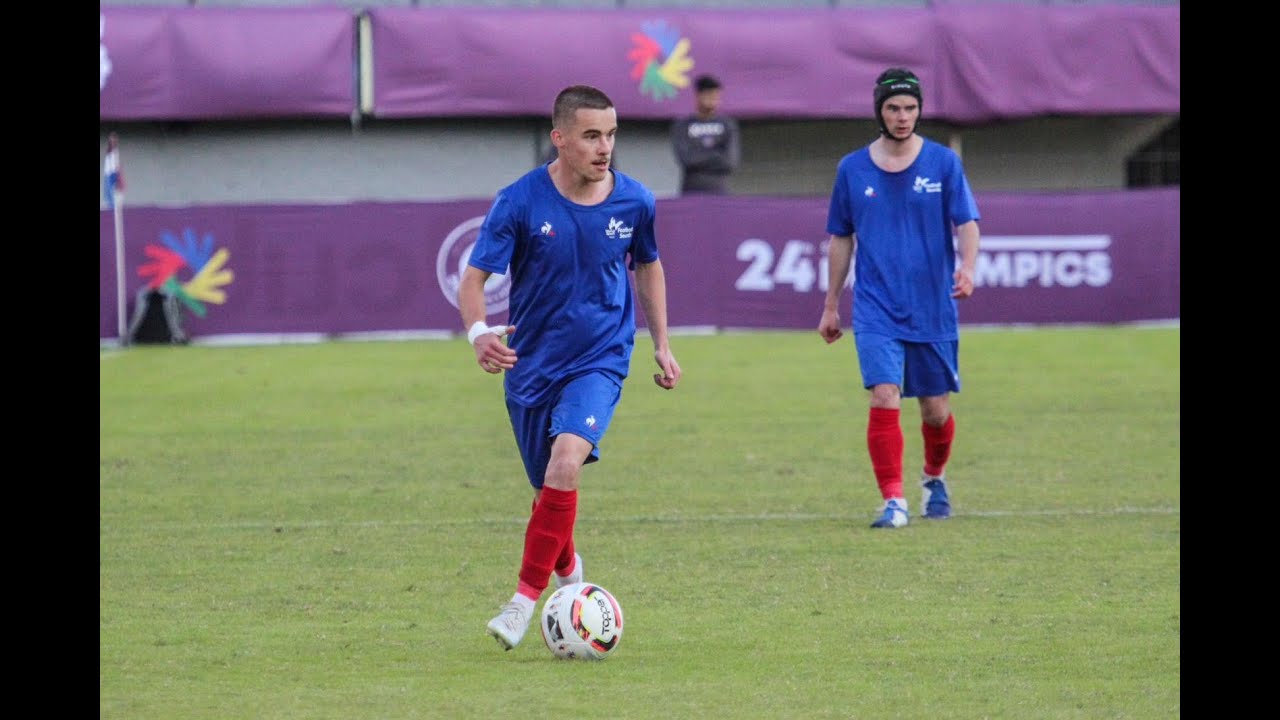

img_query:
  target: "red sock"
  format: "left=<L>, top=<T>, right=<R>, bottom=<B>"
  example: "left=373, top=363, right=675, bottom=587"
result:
left=534, top=494, right=576, bottom=576
left=867, top=407, right=904, bottom=500
left=922, top=415, right=956, bottom=477
left=516, top=486, right=577, bottom=600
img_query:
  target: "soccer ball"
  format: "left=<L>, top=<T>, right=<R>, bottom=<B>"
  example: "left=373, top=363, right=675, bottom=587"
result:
left=540, top=582, right=624, bottom=660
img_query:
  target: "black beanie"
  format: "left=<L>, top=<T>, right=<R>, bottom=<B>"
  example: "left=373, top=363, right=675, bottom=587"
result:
left=873, top=67, right=922, bottom=136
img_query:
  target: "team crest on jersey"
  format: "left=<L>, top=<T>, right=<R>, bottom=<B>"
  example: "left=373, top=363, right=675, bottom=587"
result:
left=605, top=217, right=633, bottom=240
left=913, top=176, right=942, bottom=193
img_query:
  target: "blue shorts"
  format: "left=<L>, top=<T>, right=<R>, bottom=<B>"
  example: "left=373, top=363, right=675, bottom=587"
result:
left=505, top=370, right=623, bottom=489
left=854, top=332, right=960, bottom=398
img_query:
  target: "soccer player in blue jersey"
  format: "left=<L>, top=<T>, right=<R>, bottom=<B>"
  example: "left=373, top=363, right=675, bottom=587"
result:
left=458, top=84, right=682, bottom=650
left=817, top=67, right=981, bottom=530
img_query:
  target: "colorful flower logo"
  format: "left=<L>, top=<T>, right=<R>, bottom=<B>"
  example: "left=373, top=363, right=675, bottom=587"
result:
left=100, top=14, right=112, bottom=92
left=138, top=228, right=234, bottom=318
left=628, top=20, right=694, bottom=102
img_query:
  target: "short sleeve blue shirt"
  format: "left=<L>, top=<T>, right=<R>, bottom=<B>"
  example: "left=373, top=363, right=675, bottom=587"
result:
left=826, top=138, right=980, bottom=342
left=468, top=167, right=659, bottom=406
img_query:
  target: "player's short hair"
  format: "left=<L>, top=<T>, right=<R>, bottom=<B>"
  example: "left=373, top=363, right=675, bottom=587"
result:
left=694, top=74, right=722, bottom=93
left=552, top=85, right=615, bottom=130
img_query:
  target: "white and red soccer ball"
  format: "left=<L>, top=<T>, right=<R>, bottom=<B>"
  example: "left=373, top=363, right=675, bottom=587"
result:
left=540, top=582, right=624, bottom=660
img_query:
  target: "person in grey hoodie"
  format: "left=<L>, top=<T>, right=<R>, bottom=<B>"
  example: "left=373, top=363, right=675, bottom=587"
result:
left=670, top=74, right=740, bottom=195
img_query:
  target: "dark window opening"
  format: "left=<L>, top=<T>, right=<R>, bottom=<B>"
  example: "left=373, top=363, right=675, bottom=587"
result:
left=1126, top=118, right=1179, bottom=188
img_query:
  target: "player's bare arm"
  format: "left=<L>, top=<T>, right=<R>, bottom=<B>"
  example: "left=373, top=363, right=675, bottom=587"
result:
left=952, top=221, right=980, bottom=299
left=819, top=234, right=854, bottom=343
left=458, top=265, right=517, bottom=374
left=633, top=259, right=682, bottom=390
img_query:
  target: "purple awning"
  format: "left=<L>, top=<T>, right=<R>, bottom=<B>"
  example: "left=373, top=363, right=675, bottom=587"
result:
left=100, top=5, right=1178, bottom=122
left=100, top=7, right=355, bottom=121
left=367, top=6, right=1178, bottom=121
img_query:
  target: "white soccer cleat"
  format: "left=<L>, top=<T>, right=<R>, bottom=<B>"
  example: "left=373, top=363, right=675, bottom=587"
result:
left=554, top=552, right=584, bottom=589
left=486, top=601, right=532, bottom=650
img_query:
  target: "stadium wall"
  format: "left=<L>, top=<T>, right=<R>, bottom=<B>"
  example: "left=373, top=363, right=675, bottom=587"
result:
left=98, top=114, right=1175, bottom=207
left=99, top=189, right=1180, bottom=345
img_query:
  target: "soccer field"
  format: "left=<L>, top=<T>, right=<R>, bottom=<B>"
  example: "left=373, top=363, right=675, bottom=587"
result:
left=100, top=326, right=1180, bottom=719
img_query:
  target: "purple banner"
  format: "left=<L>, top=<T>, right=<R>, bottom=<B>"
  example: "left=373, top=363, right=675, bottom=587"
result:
left=932, top=4, right=1182, bottom=120
left=99, top=7, right=355, bottom=121
left=100, top=189, right=1179, bottom=343
left=369, top=6, right=1178, bottom=121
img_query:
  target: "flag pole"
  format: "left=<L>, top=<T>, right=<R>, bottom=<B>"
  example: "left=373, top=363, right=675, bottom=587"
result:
left=114, top=189, right=126, bottom=345
left=104, top=133, right=127, bottom=346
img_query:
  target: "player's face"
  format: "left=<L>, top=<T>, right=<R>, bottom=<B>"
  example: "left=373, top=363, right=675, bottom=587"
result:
left=881, top=95, right=920, bottom=140
left=559, top=107, right=617, bottom=183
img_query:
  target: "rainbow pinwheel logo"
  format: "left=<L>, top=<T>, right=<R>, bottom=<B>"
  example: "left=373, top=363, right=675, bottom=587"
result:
left=138, top=228, right=234, bottom=318
left=628, top=20, right=694, bottom=102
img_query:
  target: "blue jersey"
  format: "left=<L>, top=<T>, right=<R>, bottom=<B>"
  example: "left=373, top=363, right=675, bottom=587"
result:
left=468, top=167, right=659, bottom=407
left=826, top=138, right=980, bottom=342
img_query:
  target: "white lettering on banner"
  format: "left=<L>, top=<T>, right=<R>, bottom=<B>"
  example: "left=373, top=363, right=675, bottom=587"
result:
left=732, top=235, right=1111, bottom=293
left=975, top=236, right=1111, bottom=288
left=735, top=239, right=823, bottom=292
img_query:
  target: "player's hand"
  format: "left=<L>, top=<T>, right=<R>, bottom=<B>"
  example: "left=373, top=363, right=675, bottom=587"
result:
left=952, top=267, right=975, bottom=299
left=472, top=325, right=517, bottom=374
left=818, top=309, right=844, bottom=344
left=652, top=348, right=681, bottom=390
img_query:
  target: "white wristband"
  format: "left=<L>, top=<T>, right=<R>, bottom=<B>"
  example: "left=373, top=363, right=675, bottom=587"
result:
left=467, top=321, right=491, bottom=345
left=467, top=321, right=508, bottom=345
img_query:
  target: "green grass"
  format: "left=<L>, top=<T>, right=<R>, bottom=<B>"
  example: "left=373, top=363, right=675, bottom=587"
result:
left=100, top=326, right=1180, bottom=719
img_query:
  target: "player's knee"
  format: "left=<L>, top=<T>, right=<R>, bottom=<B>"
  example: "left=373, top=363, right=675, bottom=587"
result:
left=919, top=398, right=950, bottom=426
left=543, top=456, right=583, bottom=490
left=868, top=384, right=901, bottom=406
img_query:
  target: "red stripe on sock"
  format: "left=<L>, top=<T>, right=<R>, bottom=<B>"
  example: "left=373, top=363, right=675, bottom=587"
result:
left=516, top=581, right=541, bottom=601
left=867, top=407, right=904, bottom=500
